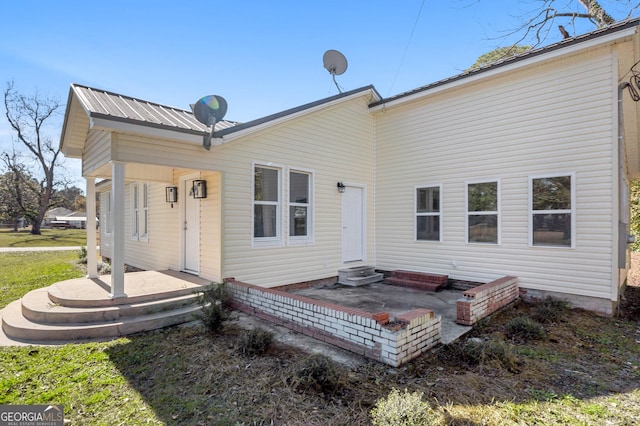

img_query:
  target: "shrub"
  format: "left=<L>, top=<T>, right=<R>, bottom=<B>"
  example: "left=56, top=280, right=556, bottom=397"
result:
left=97, top=261, right=111, bottom=275
left=506, top=316, right=546, bottom=341
left=460, top=338, right=520, bottom=372
left=294, top=353, right=343, bottom=393
left=76, top=246, right=88, bottom=264
left=197, top=283, right=231, bottom=333
left=370, top=388, right=440, bottom=426
left=531, top=296, right=570, bottom=324
left=238, top=327, right=274, bottom=356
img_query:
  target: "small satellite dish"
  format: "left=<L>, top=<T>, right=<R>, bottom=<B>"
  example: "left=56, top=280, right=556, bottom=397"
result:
left=191, top=95, right=227, bottom=150
left=323, top=50, right=348, bottom=93
left=323, top=50, right=348, bottom=76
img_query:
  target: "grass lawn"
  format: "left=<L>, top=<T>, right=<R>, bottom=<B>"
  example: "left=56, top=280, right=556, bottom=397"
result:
left=0, top=251, right=84, bottom=310
left=0, top=251, right=639, bottom=424
left=0, top=228, right=89, bottom=248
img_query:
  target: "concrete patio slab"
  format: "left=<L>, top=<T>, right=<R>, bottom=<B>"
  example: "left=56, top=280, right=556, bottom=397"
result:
left=288, top=282, right=472, bottom=344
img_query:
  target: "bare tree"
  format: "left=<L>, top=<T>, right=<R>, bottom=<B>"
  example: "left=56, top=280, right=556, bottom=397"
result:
left=505, top=0, right=640, bottom=47
left=3, top=81, right=63, bottom=234
left=469, top=1, right=640, bottom=69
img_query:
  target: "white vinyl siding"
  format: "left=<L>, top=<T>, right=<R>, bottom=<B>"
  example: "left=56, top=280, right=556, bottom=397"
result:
left=374, top=49, right=617, bottom=302
left=82, top=130, right=111, bottom=176
left=415, top=185, right=441, bottom=242
left=122, top=181, right=179, bottom=272
left=466, top=180, right=500, bottom=244
left=217, top=96, right=375, bottom=285
left=103, top=92, right=374, bottom=286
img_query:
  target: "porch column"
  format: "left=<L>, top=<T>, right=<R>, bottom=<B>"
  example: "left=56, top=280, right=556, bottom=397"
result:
left=85, top=177, right=98, bottom=278
left=111, top=161, right=127, bottom=298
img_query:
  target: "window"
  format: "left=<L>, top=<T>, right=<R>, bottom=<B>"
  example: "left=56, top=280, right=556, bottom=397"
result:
left=466, top=180, right=499, bottom=244
left=131, top=183, right=139, bottom=239
left=141, top=183, right=149, bottom=241
left=530, top=174, right=573, bottom=247
left=105, top=191, right=112, bottom=235
left=416, top=185, right=441, bottom=241
left=131, top=182, right=149, bottom=242
left=254, top=166, right=280, bottom=241
left=289, top=170, right=311, bottom=240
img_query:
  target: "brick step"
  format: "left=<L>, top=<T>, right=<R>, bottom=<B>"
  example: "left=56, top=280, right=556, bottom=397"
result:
left=387, top=270, right=448, bottom=285
left=385, top=277, right=446, bottom=292
left=385, top=271, right=448, bottom=292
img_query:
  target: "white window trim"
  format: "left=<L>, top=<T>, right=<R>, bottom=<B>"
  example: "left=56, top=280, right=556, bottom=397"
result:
left=465, top=179, right=501, bottom=245
left=130, top=182, right=149, bottom=243
left=528, top=172, right=576, bottom=249
left=287, top=166, right=315, bottom=246
left=252, top=162, right=284, bottom=248
left=415, top=184, right=442, bottom=243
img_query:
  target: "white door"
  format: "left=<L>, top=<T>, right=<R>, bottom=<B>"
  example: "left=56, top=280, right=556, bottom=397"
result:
left=342, top=185, right=364, bottom=262
left=183, top=177, right=200, bottom=273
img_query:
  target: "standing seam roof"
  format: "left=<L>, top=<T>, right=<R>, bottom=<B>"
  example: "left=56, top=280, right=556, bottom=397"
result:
left=71, top=84, right=237, bottom=134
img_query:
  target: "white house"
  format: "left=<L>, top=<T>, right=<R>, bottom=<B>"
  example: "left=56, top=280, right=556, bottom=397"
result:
left=60, top=19, right=640, bottom=315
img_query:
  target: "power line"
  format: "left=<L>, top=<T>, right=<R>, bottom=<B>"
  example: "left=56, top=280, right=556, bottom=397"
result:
left=387, top=0, right=426, bottom=97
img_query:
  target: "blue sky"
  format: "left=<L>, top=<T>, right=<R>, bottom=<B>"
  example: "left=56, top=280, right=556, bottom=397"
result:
left=0, top=0, right=633, bottom=186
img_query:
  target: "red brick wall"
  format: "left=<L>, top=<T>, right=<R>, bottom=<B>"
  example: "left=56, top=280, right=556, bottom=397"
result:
left=456, top=276, right=518, bottom=326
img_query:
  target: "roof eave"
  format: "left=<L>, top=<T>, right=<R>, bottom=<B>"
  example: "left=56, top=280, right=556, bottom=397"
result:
left=370, top=20, right=639, bottom=111
left=215, top=85, right=381, bottom=142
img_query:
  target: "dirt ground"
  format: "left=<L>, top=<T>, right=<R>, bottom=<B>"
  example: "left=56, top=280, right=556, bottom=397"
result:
left=621, top=252, right=640, bottom=320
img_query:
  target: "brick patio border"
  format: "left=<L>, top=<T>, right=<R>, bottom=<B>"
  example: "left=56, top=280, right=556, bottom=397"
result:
left=224, top=278, right=441, bottom=367
left=456, top=276, right=518, bottom=325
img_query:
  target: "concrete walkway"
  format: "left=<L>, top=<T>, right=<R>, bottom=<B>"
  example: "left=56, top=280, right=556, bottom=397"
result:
left=0, top=246, right=95, bottom=252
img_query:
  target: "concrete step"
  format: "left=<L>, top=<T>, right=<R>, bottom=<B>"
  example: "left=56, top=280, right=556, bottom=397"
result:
left=338, top=266, right=383, bottom=287
left=1, top=299, right=203, bottom=343
left=47, top=276, right=204, bottom=308
left=21, top=288, right=201, bottom=324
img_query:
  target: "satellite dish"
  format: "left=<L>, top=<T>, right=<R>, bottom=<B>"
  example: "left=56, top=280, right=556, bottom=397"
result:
left=323, top=50, right=348, bottom=75
left=191, top=95, right=227, bottom=150
left=323, top=50, right=348, bottom=93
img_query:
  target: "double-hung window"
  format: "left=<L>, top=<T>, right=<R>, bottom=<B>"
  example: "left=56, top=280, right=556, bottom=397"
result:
left=141, top=182, right=149, bottom=241
left=253, top=166, right=281, bottom=243
left=466, top=180, right=499, bottom=244
left=131, top=183, right=139, bottom=240
left=530, top=174, right=574, bottom=247
left=289, top=170, right=312, bottom=242
left=416, top=185, right=441, bottom=241
left=105, top=190, right=112, bottom=235
left=131, top=182, right=149, bottom=242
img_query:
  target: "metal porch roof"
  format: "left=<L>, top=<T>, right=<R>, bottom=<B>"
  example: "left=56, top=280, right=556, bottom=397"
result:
left=71, top=84, right=238, bottom=134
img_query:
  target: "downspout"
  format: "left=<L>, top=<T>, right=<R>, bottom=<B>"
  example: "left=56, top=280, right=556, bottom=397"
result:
left=373, top=114, right=377, bottom=267
left=615, top=82, right=631, bottom=311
